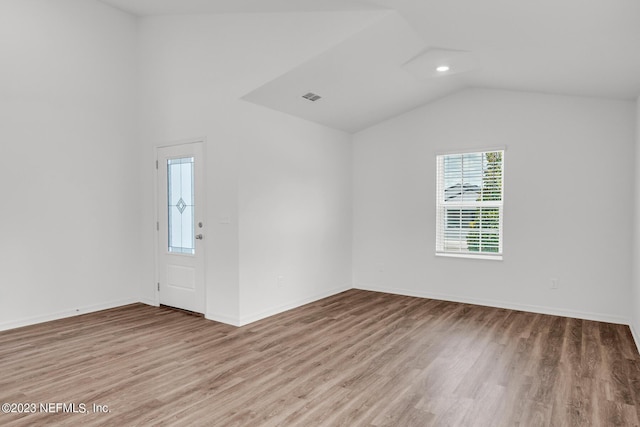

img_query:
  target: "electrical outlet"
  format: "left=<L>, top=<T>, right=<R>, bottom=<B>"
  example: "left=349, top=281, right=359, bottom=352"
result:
left=277, top=275, right=284, bottom=287
left=550, top=278, right=559, bottom=290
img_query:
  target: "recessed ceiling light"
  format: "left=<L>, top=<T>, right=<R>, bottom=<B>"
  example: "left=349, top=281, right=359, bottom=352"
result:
left=436, top=65, right=450, bottom=73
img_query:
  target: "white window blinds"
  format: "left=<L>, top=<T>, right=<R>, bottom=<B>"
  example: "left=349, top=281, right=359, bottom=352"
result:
left=436, top=150, right=504, bottom=259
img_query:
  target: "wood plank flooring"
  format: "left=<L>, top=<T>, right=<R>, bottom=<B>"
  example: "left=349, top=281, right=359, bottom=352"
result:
left=1, top=289, right=639, bottom=426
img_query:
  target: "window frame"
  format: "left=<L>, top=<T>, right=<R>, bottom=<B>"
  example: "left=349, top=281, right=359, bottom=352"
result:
left=435, top=148, right=504, bottom=260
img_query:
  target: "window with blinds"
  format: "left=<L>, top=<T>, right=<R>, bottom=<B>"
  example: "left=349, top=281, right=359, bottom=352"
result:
left=436, top=150, right=504, bottom=259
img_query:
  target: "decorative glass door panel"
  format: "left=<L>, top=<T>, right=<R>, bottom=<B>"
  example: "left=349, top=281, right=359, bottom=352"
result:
left=167, top=157, right=195, bottom=254
left=157, top=141, right=205, bottom=314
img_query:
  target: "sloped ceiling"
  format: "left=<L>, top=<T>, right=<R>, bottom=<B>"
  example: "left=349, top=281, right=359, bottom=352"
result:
left=100, top=0, right=385, bottom=15
left=242, top=12, right=466, bottom=132
left=100, top=0, right=640, bottom=133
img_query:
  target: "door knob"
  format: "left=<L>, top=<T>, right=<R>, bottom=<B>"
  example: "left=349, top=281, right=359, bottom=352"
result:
left=195, top=234, right=203, bottom=240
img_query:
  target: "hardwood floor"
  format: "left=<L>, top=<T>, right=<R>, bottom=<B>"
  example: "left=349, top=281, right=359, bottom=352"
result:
left=1, top=290, right=639, bottom=426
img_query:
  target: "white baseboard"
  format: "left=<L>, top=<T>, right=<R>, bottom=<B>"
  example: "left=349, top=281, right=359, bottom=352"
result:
left=237, top=285, right=351, bottom=327
left=5, top=286, right=637, bottom=357
left=630, top=323, right=640, bottom=355
left=139, top=297, right=159, bottom=307
left=354, top=283, right=630, bottom=325
left=205, top=285, right=352, bottom=328
left=0, top=297, right=140, bottom=332
left=205, top=312, right=242, bottom=327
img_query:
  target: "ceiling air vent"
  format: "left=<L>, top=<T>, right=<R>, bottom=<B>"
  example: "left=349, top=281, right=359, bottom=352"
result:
left=302, top=92, right=322, bottom=102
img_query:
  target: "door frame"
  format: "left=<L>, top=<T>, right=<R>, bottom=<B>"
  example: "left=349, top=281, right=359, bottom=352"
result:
left=153, top=137, right=207, bottom=311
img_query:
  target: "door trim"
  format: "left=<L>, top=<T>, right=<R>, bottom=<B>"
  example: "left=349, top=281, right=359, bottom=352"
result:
left=153, top=137, right=207, bottom=310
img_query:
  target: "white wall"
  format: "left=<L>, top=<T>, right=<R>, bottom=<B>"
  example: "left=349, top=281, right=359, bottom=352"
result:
left=353, top=88, right=636, bottom=323
left=239, top=112, right=352, bottom=324
left=3, top=3, right=637, bottom=334
left=0, top=0, right=140, bottom=329
left=632, top=96, right=640, bottom=345
left=137, top=13, right=358, bottom=325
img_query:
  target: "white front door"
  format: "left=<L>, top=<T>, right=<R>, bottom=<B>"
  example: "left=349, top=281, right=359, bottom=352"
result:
left=156, top=142, right=205, bottom=313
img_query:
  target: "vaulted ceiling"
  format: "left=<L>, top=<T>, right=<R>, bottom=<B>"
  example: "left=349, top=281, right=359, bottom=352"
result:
left=100, top=0, right=640, bottom=132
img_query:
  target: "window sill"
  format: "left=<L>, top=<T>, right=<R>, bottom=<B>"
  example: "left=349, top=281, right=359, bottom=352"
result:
left=435, top=252, right=503, bottom=261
